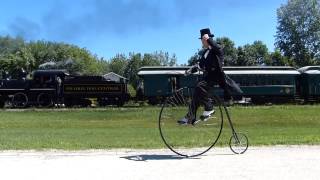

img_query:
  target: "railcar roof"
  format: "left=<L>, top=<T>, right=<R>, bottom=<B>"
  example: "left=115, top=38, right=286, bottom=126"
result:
left=302, top=70, right=320, bottom=74
left=138, top=66, right=300, bottom=75
left=225, top=70, right=300, bottom=75
left=298, top=66, right=320, bottom=74
left=138, top=70, right=300, bottom=75
left=139, top=66, right=296, bottom=71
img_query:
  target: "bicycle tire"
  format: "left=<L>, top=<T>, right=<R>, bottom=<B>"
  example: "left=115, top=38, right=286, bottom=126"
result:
left=158, top=87, right=224, bottom=157
left=229, top=132, right=249, bottom=154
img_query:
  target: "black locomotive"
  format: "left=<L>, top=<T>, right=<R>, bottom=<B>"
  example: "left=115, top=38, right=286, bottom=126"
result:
left=0, top=69, right=130, bottom=108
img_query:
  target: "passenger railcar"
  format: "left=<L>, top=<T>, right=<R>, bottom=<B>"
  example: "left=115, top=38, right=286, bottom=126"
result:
left=298, top=66, right=320, bottom=102
left=137, top=66, right=305, bottom=104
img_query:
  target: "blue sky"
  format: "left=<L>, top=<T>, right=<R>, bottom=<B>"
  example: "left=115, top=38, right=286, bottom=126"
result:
left=0, top=0, right=287, bottom=64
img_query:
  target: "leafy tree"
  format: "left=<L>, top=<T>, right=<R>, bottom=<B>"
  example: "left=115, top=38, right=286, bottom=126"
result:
left=236, top=47, right=249, bottom=66
left=242, top=41, right=270, bottom=65
left=187, top=51, right=200, bottom=66
left=275, top=0, right=320, bottom=66
left=0, top=36, right=25, bottom=54
left=169, top=53, right=177, bottom=66
left=108, top=54, right=128, bottom=76
left=187, top=38, right=275, bottom=67
left=0, top=35, right=181, bottom=80
left=216, top=37, right=238, bottom=66
left=153, top=51, right=177, bottom=66
left=28, top=41, right=58, bottom=67
left=95, top=58, right=110, bottom=75
left=124, top=53, right=142, bottom=88
left=141, top=53, right=161, bottom=66
left=0, top=36, right=35, bottom=73
left=269, top=49, right=293, bottom=66
left=187, top=38, right=238, bottom=66
left=119, top=51, right=177, bottom=87
left=28, top=40, right=102, bottom=75
left=187, top=37, right=238, bottom=67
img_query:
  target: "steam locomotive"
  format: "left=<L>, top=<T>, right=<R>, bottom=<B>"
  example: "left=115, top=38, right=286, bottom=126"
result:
left=0, top=69, right=130, bottom=108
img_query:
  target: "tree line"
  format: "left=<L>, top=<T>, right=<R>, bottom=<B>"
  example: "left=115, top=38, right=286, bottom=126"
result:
left=189, top=0, right=320, bottom=67
left=188, top=39, right=292, bottom=66
left=0, top=0, right=319, bottom=88
left=0, top=36, right=177, bottom=87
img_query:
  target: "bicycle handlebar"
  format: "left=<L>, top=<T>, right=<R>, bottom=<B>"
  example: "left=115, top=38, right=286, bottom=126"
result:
left=185, top=63, right=203, bottom=75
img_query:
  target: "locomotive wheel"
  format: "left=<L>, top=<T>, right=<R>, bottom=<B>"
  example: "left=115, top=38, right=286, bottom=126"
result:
left=12, top=93, right=28, bottom=108
left=63, top=98, right=74, bottom=107
left=0, top=97, right=5, bottom=108
left=117, top=101, right=125, bottom=107
left=117, top=98, right=125, bottom=107
left=97, top=98, right=107, bottom=107
left=80, top=98, right=92, bottom=107
left=37, top=93, right=53, bottom=108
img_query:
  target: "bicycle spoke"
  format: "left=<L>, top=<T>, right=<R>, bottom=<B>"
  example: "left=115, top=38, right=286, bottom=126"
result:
left=159, top=87, right=224, bottom=157
left=175, top=90, right=186, bottom=105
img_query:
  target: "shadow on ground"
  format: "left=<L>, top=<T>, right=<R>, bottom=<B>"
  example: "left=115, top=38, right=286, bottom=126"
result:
left=120, top=154, right=201, bottom=161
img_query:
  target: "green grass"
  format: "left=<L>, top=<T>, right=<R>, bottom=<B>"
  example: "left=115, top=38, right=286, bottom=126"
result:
left=0, top=105, right=319, bottom=150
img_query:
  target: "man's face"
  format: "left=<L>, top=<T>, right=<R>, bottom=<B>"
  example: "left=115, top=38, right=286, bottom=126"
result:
left=201, top=38, right=209, bottom=48
left=201, top=34, right=210, bottom=48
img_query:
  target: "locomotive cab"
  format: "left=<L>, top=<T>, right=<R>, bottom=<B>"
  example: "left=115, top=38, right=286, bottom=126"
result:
left=30, top=70, right=69, bottom=107
left=32, top=70, right=68, bottom=87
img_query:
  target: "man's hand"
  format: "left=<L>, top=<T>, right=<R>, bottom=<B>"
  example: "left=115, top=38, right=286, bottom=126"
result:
left=185, top=64, right=200, bottom=76
left=185, top=68, right=192, bottom=76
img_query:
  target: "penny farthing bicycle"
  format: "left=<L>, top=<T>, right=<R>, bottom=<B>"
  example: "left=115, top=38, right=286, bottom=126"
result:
left=158, top=68, right=249, bottom=158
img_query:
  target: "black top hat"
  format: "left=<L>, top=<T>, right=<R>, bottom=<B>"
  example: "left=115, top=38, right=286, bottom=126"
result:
left=199, top=28, right=214, bottom=39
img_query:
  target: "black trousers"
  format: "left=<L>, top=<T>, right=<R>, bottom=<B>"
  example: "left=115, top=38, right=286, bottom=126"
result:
left=186, top=78, right=232, bottom=120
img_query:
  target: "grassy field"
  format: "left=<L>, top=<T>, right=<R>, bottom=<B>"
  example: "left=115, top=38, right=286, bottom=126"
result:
left=0, top=105, right=319, bottom=150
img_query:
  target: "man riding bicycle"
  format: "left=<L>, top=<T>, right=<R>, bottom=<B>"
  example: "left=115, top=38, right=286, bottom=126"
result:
left=178, top=28, right=242, bottom=125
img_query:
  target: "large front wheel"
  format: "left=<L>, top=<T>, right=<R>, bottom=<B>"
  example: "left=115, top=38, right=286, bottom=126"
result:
left=158, top=87, right=224, bottom=157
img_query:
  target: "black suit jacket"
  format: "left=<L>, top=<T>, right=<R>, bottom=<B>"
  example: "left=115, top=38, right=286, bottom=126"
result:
left=199, top=39, right=243, bottom=94
left=199, top=38, right=224, bottom=81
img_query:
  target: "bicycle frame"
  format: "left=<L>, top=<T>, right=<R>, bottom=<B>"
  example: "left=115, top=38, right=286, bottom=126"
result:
left=191, top=66, right=241, bottom=141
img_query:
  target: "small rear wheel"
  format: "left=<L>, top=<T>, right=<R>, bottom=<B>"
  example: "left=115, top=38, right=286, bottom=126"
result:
left=229, top=132, right=249, bottom=154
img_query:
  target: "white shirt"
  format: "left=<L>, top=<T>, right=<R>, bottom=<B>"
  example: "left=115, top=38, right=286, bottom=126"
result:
left=204, top=49, right=210, bottom=59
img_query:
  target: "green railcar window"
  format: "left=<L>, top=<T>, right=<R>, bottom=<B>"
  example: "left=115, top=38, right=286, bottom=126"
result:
left=284, top=80, right=291, bottom=85
left=266, top=76, right=272, bottom=85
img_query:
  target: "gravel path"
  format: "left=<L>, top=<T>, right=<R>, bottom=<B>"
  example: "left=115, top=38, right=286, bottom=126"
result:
left=0, top=146, right=319, bottom=180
